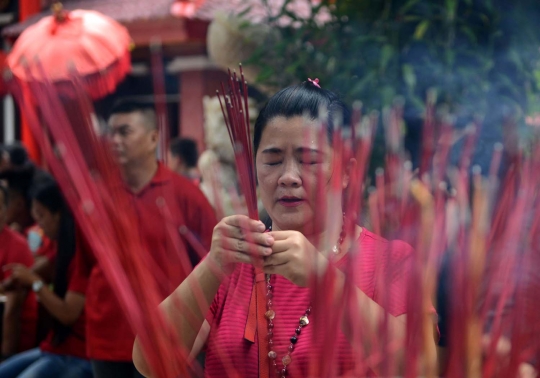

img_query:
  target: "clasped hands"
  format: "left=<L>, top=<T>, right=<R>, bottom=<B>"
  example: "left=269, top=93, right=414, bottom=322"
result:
left=0, top=264, right=40, bottom=293
left=208, top=215, right=327, bottom=287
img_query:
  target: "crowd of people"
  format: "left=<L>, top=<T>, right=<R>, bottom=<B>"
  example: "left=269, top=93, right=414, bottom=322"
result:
left=0, top=81, right=535, bottom=378
left=0, top=101, right=217, bottom=378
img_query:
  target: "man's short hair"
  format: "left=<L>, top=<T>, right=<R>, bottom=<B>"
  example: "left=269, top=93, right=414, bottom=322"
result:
left=169, top=138, right=199, bottom=168
left=108, top=100, right=157, bottom=131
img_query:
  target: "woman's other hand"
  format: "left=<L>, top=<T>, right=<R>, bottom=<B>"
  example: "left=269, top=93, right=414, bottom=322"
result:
left=3, top=264, right=41, bottom=288
left=208, top=215, right=274, bottom=275
left=264, top=230, right=326, bottom=287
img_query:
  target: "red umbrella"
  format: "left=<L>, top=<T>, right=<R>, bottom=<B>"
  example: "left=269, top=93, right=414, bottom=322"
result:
left=7, top=3, right=131, bottom=99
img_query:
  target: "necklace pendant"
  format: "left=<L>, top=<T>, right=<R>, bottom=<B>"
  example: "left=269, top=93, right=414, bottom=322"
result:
left=265, top=310, right=276, bottom=320
left=299, top=315, right=309, bottom=326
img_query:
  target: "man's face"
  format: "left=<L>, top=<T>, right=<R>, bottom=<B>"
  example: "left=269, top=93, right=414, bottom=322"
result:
left=166, top=151, right=186, bottom=174
left=108, top=111, right=158, bottom=166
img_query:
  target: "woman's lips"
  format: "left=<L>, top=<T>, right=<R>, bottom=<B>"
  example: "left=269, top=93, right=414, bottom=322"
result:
left=278, top=198, right=305, bottom=207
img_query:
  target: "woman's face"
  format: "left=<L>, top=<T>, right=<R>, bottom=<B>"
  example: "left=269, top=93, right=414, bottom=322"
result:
left=31, top=200, right=61, bottom=240
left=256, top=116, right=346, bottom=234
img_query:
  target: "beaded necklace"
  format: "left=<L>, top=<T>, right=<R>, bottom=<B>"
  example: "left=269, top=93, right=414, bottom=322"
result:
left=265, top=218, right=345, bottom=377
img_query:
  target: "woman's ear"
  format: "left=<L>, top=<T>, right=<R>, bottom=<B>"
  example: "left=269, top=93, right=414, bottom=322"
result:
left=342, top=158, right=357, bottom=189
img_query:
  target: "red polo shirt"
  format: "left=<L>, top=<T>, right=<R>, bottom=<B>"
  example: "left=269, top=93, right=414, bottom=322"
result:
left=71, top=163, right=217, bottom=361
left=0, top=226, right=37, bottom=352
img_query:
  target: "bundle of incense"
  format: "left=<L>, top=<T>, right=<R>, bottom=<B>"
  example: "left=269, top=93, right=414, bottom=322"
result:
left=8, top=71, right=190, bottom=377
left=9, top=59, right=540, bottom=377
left=216, top=65, right=258, bottom=220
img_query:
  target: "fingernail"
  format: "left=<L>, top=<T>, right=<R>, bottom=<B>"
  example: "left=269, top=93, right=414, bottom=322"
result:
left=257, top=222, right=266, bottom=232
left=265, top=248, right=272, bottom=255
left=266, top=235, right=274, bottom=245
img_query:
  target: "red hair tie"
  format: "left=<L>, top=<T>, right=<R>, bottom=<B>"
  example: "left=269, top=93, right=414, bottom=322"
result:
left=308, top=78, right=321, bottom=88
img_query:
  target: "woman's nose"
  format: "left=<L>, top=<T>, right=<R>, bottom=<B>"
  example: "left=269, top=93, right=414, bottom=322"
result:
left=277, top=160, right=301, bottom=187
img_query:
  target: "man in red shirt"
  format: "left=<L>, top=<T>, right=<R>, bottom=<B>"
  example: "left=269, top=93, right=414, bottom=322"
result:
left=0, top=185, right=37, bottom=360
left=167, top=138, right=201, bottom=185
left=73, top=101, right=217, bottom=378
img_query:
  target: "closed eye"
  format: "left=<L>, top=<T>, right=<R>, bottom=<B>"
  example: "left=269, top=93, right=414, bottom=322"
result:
left=265, top=161, right=282, bottom=166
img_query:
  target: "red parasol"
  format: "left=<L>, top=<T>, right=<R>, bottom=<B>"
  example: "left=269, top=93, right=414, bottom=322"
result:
left=6, top=3, right=131, bottom=99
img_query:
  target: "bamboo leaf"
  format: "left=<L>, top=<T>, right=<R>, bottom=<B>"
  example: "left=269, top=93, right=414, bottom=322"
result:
left=414, top=20, right=430, bottom=40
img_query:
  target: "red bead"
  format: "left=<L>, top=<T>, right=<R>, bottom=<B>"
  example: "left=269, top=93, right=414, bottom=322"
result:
left=268, top=340, right=274, bottom=347
left=288, top=344, right=294, bottom=352
left=267, top=300, right=273, bottom=307
left=266, top=331, right=273, bottom=340
left=295, top=327, right=301, bottom=335
left=267, top=284, right=273, bottom=291
left=268, top=321, right=274, bottom=329
left=281, top=368, right=288, bottom=376
left=305, top=307, right=311, bottom=315
left=266, top=291, right=274, bottom=299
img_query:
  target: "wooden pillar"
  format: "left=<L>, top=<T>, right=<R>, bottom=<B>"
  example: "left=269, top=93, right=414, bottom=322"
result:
left=177, top=67, right=230, bottom=154
left=179, top=70, right=206, bottom=154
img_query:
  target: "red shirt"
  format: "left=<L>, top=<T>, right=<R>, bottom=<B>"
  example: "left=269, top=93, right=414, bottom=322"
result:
left=40, top=237, right=89, bottom=359
left=205, top=229, right=415, bottom=377
left=35, top=237, right=57, bottom=263
left=72, top=164, right=217, bottom=361
left=0, top=227, right=38, bottom=352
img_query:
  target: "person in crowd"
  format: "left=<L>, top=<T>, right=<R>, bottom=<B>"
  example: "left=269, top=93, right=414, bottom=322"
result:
left=0, top=143, right=30, bottom=174
left=167, top=137, right=201, bottom=184
left=73, top=101, right=217, bottom=378
left=1, top=168, right=35, bottom=235
left=0, top=185, right=37, bottom=360
left=0, top=179, right=92, bottom=378
left=133, top=81, right=437, bottom=377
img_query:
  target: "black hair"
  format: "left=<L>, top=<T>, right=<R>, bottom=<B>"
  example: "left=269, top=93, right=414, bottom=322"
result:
left=31, top=179, right=76, bottom=346
left=0, top=166, right=53, bottom=207
left=1, top=142, right=29, bottom=167
left=253, top=81, right=351, bottom=154
left=0, top=165, right=35, bottom=205
left=108, top=100, right=157, bottom=130
left=169, top=138, right=199, bottom=168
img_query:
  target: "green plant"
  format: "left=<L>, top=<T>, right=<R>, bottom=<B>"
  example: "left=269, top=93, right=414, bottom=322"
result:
left=247, top=0, right=540, bottom=122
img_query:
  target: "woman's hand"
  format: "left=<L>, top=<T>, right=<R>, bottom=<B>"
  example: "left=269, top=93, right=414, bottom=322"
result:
left=208, top=215, right=274, bottom=275
left=3, top=264, right=41, bottom=288
left=263, top=231, right=327, bottom=287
